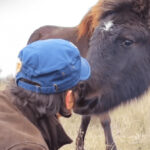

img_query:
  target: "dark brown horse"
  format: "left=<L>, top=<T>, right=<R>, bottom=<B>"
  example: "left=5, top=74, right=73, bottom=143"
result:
left=28, top=0, right=150, bottom=150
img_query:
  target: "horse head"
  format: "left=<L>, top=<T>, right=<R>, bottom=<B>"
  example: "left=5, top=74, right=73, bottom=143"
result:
left=75, top=0, right=150, bottom=114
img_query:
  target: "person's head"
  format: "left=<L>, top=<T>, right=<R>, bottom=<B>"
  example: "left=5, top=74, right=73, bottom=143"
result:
left=14, top=39, right=91, bottom=116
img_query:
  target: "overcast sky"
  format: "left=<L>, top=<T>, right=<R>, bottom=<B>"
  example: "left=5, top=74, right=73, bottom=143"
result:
left=0, top=0, right=98, bottom=78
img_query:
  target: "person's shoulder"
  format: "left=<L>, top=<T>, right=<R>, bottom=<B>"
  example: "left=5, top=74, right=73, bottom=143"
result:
left=8, top=142, right=48, bottom=150
left=0, top=90, right=49, bottom=150
left=0, top=90, right=10, bottom=101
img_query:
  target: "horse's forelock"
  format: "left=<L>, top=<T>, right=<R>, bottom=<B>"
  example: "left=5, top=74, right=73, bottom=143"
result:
left=77, top=0, right=150, bottom=40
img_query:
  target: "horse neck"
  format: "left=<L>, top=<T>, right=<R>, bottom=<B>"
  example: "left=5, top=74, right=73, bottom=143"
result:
left=31, top=25, right=90, bottom=58
left=58, top=26, right=90, bottom=58
left=75, top=32, right=90, bottom=58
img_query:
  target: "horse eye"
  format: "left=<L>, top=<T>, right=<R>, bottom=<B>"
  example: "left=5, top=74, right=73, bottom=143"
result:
left=122, top=39, right=133, bottom=47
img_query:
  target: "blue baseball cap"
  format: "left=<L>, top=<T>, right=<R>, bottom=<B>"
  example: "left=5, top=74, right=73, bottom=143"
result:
left=16, top=39, right=91, bottom=94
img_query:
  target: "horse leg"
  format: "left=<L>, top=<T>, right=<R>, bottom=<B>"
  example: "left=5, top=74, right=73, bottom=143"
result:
left=76, top=115, right=91, bottom=150
left=100, top=113, right=117, bottom=150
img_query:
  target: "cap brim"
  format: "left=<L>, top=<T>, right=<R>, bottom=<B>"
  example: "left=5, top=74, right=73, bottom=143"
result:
left=80, top=57, right=91, bottom=81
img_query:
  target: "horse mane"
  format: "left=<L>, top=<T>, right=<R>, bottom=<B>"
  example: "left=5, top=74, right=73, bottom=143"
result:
left=77, top=0, right=104, bottom=39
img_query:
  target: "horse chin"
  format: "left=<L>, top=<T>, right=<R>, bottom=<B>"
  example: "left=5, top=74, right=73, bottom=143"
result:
left=59, top=107, right=72, bottom=118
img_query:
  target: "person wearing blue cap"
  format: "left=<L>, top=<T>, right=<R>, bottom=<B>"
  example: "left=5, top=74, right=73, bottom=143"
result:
left=0, top=39, right=90, bottom=150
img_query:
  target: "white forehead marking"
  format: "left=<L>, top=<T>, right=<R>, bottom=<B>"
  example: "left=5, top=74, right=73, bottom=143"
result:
left=102, top=21, right=114, bottom=31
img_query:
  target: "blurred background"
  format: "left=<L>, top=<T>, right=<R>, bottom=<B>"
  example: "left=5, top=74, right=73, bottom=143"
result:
left=0, top=0, right=97, bottom=77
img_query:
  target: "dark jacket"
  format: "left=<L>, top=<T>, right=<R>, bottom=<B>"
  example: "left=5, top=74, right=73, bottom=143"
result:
left=0, top=90, right=72, bottom=150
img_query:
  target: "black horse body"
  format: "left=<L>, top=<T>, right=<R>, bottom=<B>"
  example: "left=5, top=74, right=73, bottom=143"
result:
left=28, top=0, right=150, bottom=150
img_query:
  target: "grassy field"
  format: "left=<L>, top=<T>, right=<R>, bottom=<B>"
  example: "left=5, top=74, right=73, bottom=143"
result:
left=0, top=82, right=150, bottom=150
left=60, top=91, right=150, bottom=150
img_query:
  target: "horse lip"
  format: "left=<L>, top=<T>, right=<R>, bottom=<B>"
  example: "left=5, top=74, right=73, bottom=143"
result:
left=59, top=107, right=72, bottom=118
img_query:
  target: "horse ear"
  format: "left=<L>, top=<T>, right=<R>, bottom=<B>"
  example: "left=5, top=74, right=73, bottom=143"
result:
left=147, top=5, right=150, bottom=29
left=132, top=0, right=149, bottom=18
left=132, top=0, right=150, bottom=29
left=145, top=0, right=150, bottom=29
